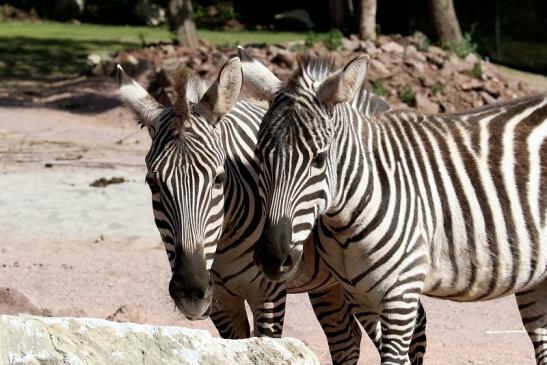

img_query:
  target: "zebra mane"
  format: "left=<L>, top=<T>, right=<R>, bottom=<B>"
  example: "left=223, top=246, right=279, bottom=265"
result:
left=171, top=66, right=209, bottom=132
left=285, top=53, right=390, bottom=118
left=287, top=53, right=339, bottom=91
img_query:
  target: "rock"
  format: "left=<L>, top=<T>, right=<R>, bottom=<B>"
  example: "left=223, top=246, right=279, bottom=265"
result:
left=368, top=59, right=391, bottom=78
left=404, top=45, right=426, bottom=63
left=52, top=0, right=84, bottom=21
left=106, top=305, right=147, bottom=323
left=87, top=53, right=101, bottom=66
left=404, top=46, right=427, bottom=72
left=447, top=55, right=471, bottom=72
left=274, top=9, right=315, bottom=31
left=483, top=80, right=502, bottom=96
left=465, top=53, right=479, bottom=66
left=426, top=46, right=446, bottom=66
left=86, top=53, right=115, bottom=76
left=480, top=91, right=498, bottom=104
left=0, top=315, right=319, bottom=365
left=415, top=93, right=440, bottom=114
left=117, top=54, right=140, bottom=75
left=460, top=78, right=482, bottom=91
left=132, top=0, right=166, bottom=26
left=341, top=37, right=361, bottom=52
left=381, top=41, right=405, bottom=54
left=0, top=288, right=44, bottom=316
left=272, top=49, right=297, bottom=69
left=361, top=40, right=379, bottom=55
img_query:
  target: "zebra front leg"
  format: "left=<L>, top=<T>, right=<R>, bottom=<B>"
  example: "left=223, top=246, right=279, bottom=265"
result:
left=209, top=285, right=251, bottom=339
left=378, top=294, right=423, bottom=365
left=516, top=279, right=547, bottom=365
left=408, top=300, right=427, bottom=365
left=309, top=285, right=361, bottom=365
left=353, top=300, right=426, bottom=365
left=248, top=282, right=287, bottom=337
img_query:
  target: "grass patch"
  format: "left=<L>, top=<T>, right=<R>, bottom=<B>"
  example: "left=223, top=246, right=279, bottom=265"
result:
left=469, top=62, right=483, bottom=79
left=0, top=21, right=315, bottom=81
left=399, top=86, right=416, bottom=106
left=442, top=32, right=478, bottom=59
left=431, top=82, right=444, bottom=95
left=371, top=79, right=388, bottom=97
left=199, top=29, right=311, bottom=46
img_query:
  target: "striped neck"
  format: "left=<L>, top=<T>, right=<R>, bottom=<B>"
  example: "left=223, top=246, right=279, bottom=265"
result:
left=325, top=104, right=377, bottom=231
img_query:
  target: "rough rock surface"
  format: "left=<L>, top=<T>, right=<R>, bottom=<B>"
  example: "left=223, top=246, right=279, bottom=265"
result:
left=109, top=34, right=534, bottom=114
left=0, top=315, right=318, bottom=365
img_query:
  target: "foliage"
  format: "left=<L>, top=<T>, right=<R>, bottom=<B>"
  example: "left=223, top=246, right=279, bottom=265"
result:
left=304, top=31, right=319, bottom=49
left=414, top=31, right=431, bottom=52
left=442, top=32, right=478, bottom=58
left=431, top=82, right=444, bottom=95
left=218, top=7, right=237, bottom=22
left=371, top=79, right=388, bottom=97
left=324, top=28, right=343, bottom=51
left=469, top=61, right=483, bottom=78
left=399, top=86, right=416, bottom=105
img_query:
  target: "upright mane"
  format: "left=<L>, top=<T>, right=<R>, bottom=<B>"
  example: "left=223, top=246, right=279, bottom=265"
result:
left=171, top=66, right=209, bottom=132
left=286, top=54, right=339, bottom=92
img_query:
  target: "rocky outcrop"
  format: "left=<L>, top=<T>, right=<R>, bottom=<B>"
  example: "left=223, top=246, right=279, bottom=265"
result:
left=0, top=315, right=318, bottom=365
left=109, top=33, right=533, bottom=114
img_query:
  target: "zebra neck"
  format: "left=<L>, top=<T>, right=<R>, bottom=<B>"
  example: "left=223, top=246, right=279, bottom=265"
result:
left=216, top=100, right=263, bottom=246
left=325, top=106, right=377, bottom=231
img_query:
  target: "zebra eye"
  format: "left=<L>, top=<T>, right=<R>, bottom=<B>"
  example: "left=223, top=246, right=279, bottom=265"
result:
left=213, top=173, right=225, bottom=188
left=311, top=152, right=326, bottom=169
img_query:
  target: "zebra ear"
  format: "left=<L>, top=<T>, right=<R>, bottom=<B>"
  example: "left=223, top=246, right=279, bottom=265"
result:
left=238, top=46, right=281, bottom=102
left=317, top=55, right=369, bottom=107
left=117, top=65, right=163, bottom=136
left=196, top=57, right=243, bottom=123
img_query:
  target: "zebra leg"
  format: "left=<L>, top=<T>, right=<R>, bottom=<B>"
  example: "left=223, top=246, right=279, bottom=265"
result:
left=516, top=279, right=547, bottom=365
left=353, top=309, right=381, bottom=350
left=354, top=300, right=427, bottom=365
left=209, top=285, right=251, bottom=339
left=248, top=283, right=287, bottom=337
left=378, top=297, right=422, bottom=365
left=408, top=300, right=427, bottom=365
left=309, top=285, right=361, bottom=365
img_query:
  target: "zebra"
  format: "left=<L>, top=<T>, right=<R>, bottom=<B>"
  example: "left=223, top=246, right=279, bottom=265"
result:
left=117, top=56, right=403, bottom=364
left=241, top=51, right=547, bottom=364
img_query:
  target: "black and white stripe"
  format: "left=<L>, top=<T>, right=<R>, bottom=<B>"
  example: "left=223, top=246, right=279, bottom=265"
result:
left=246, top=54, right=546, bottom=364
left=119, top=60, right=392, bottom=364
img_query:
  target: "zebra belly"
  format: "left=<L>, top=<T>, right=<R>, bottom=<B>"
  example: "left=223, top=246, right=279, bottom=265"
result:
left=422, top=234, right=547, bottom=301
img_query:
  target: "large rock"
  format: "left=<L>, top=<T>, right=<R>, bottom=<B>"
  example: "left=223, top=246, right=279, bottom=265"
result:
left=0, top=315, right=318, bottom=365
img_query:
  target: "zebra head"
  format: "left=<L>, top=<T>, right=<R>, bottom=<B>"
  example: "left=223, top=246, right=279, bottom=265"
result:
left=118, top=58, right=242, bottom=319
left=240, top=50, right=369, bottom=281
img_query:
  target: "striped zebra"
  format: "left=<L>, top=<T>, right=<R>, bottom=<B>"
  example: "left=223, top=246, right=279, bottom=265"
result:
left=241, top=52, right=547, bottom=364
left=117, top=57, right=423, bottom=364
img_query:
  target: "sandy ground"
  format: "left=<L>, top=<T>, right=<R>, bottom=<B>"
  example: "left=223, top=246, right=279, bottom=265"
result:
left=0, top=79, right=537, bottom=364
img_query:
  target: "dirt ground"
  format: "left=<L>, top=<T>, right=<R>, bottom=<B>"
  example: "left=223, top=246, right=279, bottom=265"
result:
left=0, top=76, right=539, bottom=364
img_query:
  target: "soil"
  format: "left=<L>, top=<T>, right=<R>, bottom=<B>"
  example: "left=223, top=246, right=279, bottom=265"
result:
left=0, top=76, right=538, bottom=364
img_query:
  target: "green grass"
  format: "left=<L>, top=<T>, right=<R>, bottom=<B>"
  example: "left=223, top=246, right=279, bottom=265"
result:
left=199, top=29, right=318, bottom=46
left=0, top=21, right=313, bottom=81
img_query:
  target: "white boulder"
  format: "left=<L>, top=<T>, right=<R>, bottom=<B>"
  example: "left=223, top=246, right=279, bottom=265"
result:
left=0, top=315, right=318, bottom=365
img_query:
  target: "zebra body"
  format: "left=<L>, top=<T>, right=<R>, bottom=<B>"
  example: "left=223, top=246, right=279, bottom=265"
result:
left=118, top=58, right=402, bottom=364
left=243, top=53, right=547, bottom=364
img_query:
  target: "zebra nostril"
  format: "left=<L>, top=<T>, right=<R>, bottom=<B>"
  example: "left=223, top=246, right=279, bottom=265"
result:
left=182, top=287, right=206, bottom=300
